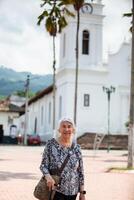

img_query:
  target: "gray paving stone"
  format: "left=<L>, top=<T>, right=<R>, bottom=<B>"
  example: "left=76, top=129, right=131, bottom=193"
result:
left=0, top=146, right=134, bottom=200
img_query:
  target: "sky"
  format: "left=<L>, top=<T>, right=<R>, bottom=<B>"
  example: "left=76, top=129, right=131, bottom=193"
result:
left=0, top=0, right=132, bottom=75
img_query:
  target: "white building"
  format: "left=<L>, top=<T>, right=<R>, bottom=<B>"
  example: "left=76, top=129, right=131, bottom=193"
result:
left=0, top=99, right=24, bottom=137
left=21, top=0, right=131, bottom=140
left=7, top=95, right=26, bottom=107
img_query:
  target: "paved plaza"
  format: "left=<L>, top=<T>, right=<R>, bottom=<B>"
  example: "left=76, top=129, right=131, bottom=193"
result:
left=0, top=145, right=134, bottom=200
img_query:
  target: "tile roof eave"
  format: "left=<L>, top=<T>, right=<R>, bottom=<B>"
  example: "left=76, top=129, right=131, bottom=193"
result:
left=28, top=84, right=53, bottom=106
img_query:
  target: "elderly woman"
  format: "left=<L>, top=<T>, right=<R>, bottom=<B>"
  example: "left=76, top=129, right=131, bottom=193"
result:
left=40, top=117, right=86, bottom=200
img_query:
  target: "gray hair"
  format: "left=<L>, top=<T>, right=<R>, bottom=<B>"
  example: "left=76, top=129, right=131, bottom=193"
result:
left=57, top=117, right=75, bottom=129
left=53, top=117, right=77, bottom=142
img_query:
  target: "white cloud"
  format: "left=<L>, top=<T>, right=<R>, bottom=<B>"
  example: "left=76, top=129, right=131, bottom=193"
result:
left=0, top=0, right=132, bottom=74
left=103, top=0, right=131, bottom=54
left=0, top=0, right=56, bottom=74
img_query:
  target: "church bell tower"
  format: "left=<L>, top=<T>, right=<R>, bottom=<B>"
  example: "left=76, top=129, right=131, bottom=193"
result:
left=59, top=0, right=104, bottom=70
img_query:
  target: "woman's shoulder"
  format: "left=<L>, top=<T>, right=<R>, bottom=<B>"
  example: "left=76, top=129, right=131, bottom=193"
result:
left=46, top=138, right=59, bottom=148
left=43, top=138, right=56, bottom=152
left=72, top=141, right=81, bottom=148
left=73, top=143, right=82, bottom=153
left=46, top=138, right=55, bottom=145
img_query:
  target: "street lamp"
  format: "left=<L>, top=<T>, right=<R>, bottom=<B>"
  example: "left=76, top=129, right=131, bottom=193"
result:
left=103, top=86, right=115, bottom=152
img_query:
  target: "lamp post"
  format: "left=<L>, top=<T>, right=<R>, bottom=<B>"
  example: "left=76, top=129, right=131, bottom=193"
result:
left=103, top=86, right=115, bottom=152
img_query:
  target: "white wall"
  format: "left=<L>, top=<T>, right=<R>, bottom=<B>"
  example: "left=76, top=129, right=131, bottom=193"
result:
left=59, top=2, right=104, bottom=70
left=0, top=112, right=19, bottom=136
left=23, top=92, right=54, bottom=140
left=19, top=1, right=131, bottom=138
left=56, top=41, right=131, bottom=136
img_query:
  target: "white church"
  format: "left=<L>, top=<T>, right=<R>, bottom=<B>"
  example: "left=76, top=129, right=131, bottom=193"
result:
left=20, top=0, right=131, bottom=140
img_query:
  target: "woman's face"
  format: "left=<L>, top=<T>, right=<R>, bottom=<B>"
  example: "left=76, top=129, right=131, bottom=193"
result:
left=59, top=121, right=74, bottom=140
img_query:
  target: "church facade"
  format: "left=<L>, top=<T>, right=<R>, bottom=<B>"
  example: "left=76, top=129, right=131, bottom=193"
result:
left=20, top=0, right=131, bottom=139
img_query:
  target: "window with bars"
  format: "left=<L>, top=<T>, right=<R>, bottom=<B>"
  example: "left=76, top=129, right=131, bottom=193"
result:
left=84, top=94, right=90, bottom=107
left=82, top=30, right=90, bottom=55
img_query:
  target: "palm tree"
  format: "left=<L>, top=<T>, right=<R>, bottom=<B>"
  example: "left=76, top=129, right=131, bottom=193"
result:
left=67, top=0, right=93, bottom=125
left=37, top=0, right=74, bottom=130
left=124, top=5, right=134, bottom=168
left=37, top=0, right=93, bottom=127
left=73, top=0, right=85, bottom=125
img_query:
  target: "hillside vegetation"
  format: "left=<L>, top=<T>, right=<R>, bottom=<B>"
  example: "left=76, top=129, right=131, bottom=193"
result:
left=0, top=66, right=53, bottom=96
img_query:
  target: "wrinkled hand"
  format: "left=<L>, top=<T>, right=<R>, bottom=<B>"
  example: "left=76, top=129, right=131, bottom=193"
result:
left=79, top=194, right=86, bottom=200
left=46, top=176, right=55, bottom=191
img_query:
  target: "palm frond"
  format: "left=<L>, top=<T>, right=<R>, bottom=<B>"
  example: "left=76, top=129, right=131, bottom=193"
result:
left=37, top=10, right=49, bottom=25
left=123, top=11, right=132, bottom=33
left=46, top=17, right=57, bottom=36
left=123, top=12, right=132, bottom=17
left=40, top=0, right=52, bottom=7
left=63, top=7, right=75, bottom=17
left=37, top=0, right=77, bottom=35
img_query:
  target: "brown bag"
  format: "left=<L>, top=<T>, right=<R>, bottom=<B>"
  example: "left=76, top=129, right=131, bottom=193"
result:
left=34, top=143, right=74, bottom=200
left=33, top=175, right=60, bottom=200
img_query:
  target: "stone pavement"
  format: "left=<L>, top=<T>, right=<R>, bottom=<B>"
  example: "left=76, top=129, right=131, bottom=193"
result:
left=0, top=145, right=134, bottom=200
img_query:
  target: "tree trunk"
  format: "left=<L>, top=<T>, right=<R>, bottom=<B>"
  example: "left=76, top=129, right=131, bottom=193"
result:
left=74, top=9, right=80, bottom=125
left=53, top=36, right=56, bottom=130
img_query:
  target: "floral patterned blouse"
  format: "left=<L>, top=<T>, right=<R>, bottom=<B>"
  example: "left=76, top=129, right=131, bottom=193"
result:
left=40, top=138, right=84, bottom=195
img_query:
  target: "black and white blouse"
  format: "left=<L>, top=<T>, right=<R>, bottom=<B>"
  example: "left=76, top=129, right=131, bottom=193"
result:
left=40, top=138, right=84, bottom=195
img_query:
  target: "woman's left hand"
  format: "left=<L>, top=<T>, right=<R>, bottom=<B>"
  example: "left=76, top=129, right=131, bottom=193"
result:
left=79, top=194, right=86, bottom=200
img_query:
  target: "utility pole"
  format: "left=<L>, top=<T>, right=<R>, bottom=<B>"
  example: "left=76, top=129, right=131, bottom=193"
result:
left=103, top=86, right=115, bottom=152
left=24, top=75, right=30, bottom=145
left=128, top=0, right=134, bottom=168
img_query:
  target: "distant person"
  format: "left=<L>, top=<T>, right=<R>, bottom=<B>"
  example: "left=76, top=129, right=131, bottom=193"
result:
left=0, top=125, right=4, bottom=144
left=40, top=117, right=86, bottom=200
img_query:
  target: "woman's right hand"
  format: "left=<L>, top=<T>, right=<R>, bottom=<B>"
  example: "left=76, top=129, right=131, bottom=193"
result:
left=79, top=194, right=86, bottom=200
left=46, top=175, right=55, bottom=191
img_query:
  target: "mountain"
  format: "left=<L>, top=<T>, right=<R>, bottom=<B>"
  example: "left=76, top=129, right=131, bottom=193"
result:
left=0, top=66, right=53, bottom=96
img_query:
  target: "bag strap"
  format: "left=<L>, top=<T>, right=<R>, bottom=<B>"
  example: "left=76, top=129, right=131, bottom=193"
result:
left=58, top=143, right=74, bottom=174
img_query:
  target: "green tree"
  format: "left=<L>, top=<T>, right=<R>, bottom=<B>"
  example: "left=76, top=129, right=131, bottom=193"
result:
left=15, top=90, right=35, bottom=98
left=0, top=95, right=6, bottom=100
left=15, top=90, right=25, bottom=97
left=124, top=6, right=134, bottom=168
left=37, top=0, right=74, bottom=130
